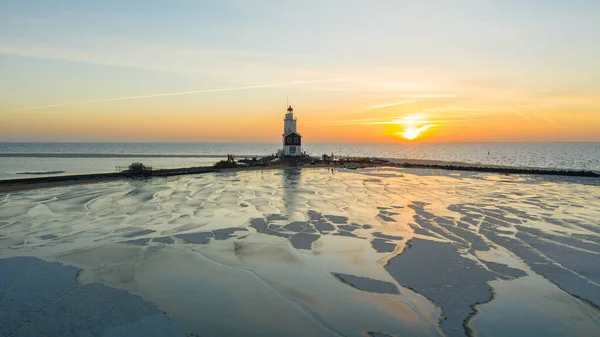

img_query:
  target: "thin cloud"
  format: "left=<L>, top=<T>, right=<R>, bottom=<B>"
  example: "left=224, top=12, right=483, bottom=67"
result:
left=371, top=119, right=448, bottom=125
left=398, top=94, right=459, bottom=98
left=362, top=94, right=460, bottom=99
left=2, top=79, right=346, bottom=113
left=327, top=113, right=515, bottom=126
left=368, top=100, right=417, bottom=110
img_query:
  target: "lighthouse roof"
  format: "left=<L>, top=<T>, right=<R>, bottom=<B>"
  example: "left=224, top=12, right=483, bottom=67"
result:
left=283, top=130, right=302, bottom=137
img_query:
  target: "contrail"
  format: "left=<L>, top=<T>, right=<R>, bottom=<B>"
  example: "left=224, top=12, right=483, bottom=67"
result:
left=540, top=113, right=558, bottom=125
left=511, top=108, right=536, bottom=124
left=2, top=79, right=345, bottom=113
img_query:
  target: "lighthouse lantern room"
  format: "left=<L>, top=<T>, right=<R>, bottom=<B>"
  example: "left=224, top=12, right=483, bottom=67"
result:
left=279, top=105, right=302, bottom=157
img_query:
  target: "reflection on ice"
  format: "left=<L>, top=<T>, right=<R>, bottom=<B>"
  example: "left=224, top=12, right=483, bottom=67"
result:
left=0, top=167, right=599, bottom=336
left=472, top=277, right=600, bottom=337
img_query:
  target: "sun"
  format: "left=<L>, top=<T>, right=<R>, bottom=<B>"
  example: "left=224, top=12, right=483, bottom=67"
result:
left=400, top=127, right=422, bottom=140
left=392, top=114, right=435, bottom=140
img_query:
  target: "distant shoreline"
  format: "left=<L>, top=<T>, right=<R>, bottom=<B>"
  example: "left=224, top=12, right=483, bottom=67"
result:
left=0, top=153, right=232, bottom=158
left=1, top=160, right=599, bottom=193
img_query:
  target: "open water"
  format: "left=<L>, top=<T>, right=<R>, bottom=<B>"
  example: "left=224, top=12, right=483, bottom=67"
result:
left=0, top=142, right=598, bottom=180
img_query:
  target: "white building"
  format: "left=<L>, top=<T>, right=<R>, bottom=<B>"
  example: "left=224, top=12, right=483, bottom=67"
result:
left=279, top=105, right=302, bottom=157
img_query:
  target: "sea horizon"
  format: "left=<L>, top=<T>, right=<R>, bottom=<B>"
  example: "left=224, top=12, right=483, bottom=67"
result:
left=2, top=140, right=599, bottom=144
left=1, top=141, right=599, bottom=181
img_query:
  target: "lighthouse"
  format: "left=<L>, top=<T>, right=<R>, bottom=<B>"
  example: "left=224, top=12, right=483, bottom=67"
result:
left=280, top=105, right=302, bottom=157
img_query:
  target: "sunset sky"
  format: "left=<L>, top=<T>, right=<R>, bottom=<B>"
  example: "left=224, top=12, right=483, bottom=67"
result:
left=1, top=1, right=599, bottom=143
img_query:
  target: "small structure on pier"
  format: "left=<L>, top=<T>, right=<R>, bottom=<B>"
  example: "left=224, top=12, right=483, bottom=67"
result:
left=278, top=105, right=303, bottom=157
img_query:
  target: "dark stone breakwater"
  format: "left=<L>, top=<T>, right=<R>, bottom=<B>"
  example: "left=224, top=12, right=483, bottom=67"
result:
left=401, top=162, right=600, bottom=177
left=0, top=167, right=217, bottom=192
left=1, top=160, right=598, bottom=194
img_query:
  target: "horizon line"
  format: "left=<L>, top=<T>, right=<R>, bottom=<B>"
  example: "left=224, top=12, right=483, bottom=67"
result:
left=0, top=140, right=598, bottom=144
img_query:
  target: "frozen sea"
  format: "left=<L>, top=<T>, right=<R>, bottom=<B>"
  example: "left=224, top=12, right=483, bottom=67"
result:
left=1, top=167, right=599, bottom=336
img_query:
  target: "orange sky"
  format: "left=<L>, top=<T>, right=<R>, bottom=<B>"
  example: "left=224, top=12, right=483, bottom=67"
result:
left=1, top=2, right=600, bottom=143
left=2, top=85, right=600, bottom=143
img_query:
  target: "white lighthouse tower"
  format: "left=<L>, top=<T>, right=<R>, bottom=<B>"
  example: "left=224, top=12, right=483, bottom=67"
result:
left=280, top=105, right=302, bottom=157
